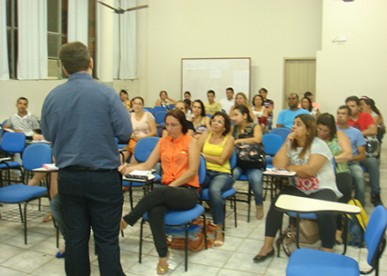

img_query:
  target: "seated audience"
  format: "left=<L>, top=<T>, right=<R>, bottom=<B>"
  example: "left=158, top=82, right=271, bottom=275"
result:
left=345, top=96, right=383, bottom=206
left=252, top=94, right=269, bottom=132
left=254, top=114, right=340, bottom=263
left=301, top=96, right=320, bottom=118
left=4, top=97, right=41, bottom=139
left=220, top=87, right=235, bottom=114
left=204, top=90, right=222, bottom=116
left=276, top=93, right=309, bottom=129
left=183, top=91, right=192, bottom=101
left=155, top=90, right=176, bottom=109
left=336, top=105, right=367, bottom=206
left=359, top=96, right=385, bottom=143
left=304, top=91, right=320, bottom=109
left=162, top=101, right=194, bottom=137
left=190, top=99, right=210, bottom=138
left=259, top=88, right=274, bottom=130
left=316, top=113, right=353, bottom=243
left=119, top=109, right=200, bottom=275
left=126, top=97, right=157, bottom=160
left=119, top=89, right=131, bottom=112
left=230, top=92, right=255, bottom=122
left=231, top=105, right=265, bottom=220
left=198, top=111, right=234, bottom=246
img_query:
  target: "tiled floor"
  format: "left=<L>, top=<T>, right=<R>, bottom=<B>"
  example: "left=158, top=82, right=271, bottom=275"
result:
left=1, top=148, right=387, bottom=275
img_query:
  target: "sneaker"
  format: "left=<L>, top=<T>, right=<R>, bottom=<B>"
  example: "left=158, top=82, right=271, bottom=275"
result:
left=371, top=194, right=384, bottom=207
left=55, top=250, right=65, bottom=258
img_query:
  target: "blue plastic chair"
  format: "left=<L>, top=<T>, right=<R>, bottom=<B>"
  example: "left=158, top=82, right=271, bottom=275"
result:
left=270, top=127, right=291, bottom=143
left=286, top=205, right=387, bottom=276
left=152, top=106, right=167, bottom=116
left=0, top=143, right=51, bottom=244
left=139, top=155, right=207, bottom=272
left=0, top=132, right=26, bottom=185
left=154, top=111, right=167, bottom=125
left=262, top=133, right=283, bottom=168
left=122, top=137, right=161, bottom=210
left=200, top=150, right=237, bottom=228
left=261, top=133, right=284, bottom=201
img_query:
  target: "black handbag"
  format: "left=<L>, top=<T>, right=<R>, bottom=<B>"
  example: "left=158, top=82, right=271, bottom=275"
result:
left=235, top=142, right=266, bottom=170
left=234, top=123, right=266, bottom=170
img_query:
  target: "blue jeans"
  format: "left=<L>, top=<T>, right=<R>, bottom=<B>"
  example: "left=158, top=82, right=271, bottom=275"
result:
left=50, top=195, right=65, bottom=237
left=360, top=157, right=380, bottom=196
left=58, top=169, right=124, bottom=276
left=202, top=170, right=234, bottom=225
left=232, top=167, right=263, bottom=205
left=348, top=162, right=365, bottom=206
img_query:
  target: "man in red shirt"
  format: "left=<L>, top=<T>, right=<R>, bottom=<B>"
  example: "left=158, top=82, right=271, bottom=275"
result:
left=346, top=96, right=383, bottom=206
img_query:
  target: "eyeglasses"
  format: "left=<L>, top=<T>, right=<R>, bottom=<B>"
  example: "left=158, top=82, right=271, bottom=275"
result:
left=165, top=123, right=181, bottom=129
left=288, top=97, right=297, bottom=100
left=211, top=119, right=225, bottom=125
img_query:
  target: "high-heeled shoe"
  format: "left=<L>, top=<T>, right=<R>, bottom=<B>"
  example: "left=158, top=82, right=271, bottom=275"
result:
left=253, top=249, right=275, bottom=263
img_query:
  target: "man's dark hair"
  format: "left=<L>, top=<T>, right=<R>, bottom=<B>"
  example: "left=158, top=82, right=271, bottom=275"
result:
left=345, top=95, right=359, bottom=105
left=17, top=97, right=28, bottom=104
left=259, top=88, right=268, bottom=93
left=226, top=87, right=234, bottom=93
left=338, top=105, right=352, bottom=116
left=207, top=90, right=215, bottom=96
left=59, top=42, right=90, bottom=75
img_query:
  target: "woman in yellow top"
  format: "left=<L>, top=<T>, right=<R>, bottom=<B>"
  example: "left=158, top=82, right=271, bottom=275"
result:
left=119, top=89, right=131, bottom=111
left=198, top=111, right=235, bottom=246
left=119, top=109, right=200, bottom=275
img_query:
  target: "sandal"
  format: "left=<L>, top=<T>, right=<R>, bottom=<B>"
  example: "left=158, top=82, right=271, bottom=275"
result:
left=43, top=213, right=53, bottom=223
left=214, top=226, right=224, bottom=247
left=156, top=252, right=170, bottom=275
left=156, top=261, right=169, bottom=275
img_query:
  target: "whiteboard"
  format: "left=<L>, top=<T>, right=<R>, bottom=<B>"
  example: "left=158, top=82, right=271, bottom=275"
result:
left=181, top=58, right=251, bottom=102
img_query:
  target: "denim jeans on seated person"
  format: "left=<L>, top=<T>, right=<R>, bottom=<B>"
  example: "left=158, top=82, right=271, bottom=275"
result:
left=232, top=167, right=263, bottom=205
left=348, top=161, right=366, bottom=206
left=202, top=170, right=234, bottom=225
left=360, top=157, right=380, bottom=197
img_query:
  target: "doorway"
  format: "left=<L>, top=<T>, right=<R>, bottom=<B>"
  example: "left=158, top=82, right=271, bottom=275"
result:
left=283, top=58, right=316, bottom=109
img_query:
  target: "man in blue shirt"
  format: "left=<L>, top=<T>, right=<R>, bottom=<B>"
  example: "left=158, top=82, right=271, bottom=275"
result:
left=336, top=105, right=367, bottom=206
left=41, top=42, right=132, bottom=276
left=276, top=93, right=309, bottom=129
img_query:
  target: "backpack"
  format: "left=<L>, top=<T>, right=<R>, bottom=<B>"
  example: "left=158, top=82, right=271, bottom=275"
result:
left=346, top=199, right=368, bottom=247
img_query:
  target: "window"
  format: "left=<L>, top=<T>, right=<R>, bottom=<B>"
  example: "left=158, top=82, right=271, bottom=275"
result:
left=5, top=0, right=96, bottom=79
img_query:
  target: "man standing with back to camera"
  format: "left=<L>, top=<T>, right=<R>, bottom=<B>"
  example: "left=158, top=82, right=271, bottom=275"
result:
left=41, top=42, right=132, bottom=276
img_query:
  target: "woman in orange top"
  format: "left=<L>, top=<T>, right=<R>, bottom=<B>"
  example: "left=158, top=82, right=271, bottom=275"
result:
left=119, top=109, right=200, bottom=275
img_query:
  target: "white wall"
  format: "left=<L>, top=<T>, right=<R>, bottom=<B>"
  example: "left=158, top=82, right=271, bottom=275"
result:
left=2, top=0, right=323, bottom=122
left=145, top=0, right=322, bottom=114
left=316, top=0, right=387, bottom=120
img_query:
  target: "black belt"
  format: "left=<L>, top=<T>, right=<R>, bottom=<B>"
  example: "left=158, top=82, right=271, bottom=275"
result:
left=61, top=165, right=115, bottom=172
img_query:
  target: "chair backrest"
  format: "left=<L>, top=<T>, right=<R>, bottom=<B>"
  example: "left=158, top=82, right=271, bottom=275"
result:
left=22, top=143, right=52, bottom=171
left=154, top=111, right=167, bottom=125
left=262, top=133, right=283, bottom=156
left=230, top=149, right=237, bottom=169
left=270, top=127, right=291, bottom=142
left=365, top=205, right=387, bottom=267
left=153, top=106, right=167, bottom=115
left=198, top=155, right=206, bottom=185
left=1, top=132, right=26, bottom=154
left=143, top=107, right=153, bottom=114
left=134, top=137, right=160, bottom=162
